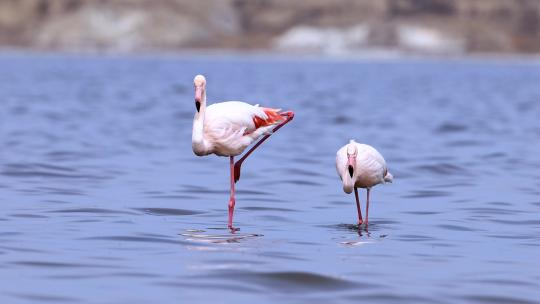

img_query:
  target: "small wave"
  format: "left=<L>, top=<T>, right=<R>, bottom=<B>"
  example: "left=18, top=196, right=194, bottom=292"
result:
left=435, top=122, right=468, bottom=133
left=49, top=208, right=137, bottom=215
left=402, top=190, right=452, bottom=198
left=6, top=292, right=80, bottom=303
left=81, top=235, right=188, bottom=245
left=181, top=229, right=262, bottom=244
left=208, top=270, right=361, bottom=292
left=134, top=207, right=204, bottom=216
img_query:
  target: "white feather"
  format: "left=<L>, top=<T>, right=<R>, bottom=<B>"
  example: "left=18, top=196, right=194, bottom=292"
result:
left=336, top=140, right=392, bottom=192
left=193, top=100, right=279, bottom=157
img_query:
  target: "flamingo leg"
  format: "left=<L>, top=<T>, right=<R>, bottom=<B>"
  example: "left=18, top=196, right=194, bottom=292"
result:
left=228, top=156, right=238, bottom=232
left=354, top=188, right=363, bottom=226
left=234, top=111, right=294, bottom=183
left=365, top=188, right=371, bottom=226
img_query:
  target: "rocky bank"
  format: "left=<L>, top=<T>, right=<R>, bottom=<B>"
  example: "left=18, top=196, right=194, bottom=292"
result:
left=0, top=0, right=539, bottom=54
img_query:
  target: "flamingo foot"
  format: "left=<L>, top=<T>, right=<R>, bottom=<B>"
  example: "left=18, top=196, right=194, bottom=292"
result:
left=228, top=198, right=237, bottom=230
left=233, top=162, right=242, bottom=183
left=280, top=111, right=295, bottom=120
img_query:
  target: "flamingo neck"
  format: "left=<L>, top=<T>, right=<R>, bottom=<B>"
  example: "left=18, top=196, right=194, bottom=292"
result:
left=192, top=92, right=211, bottom=156
left=342, top=158, right=355, bottom=193
left=342, top=172, right=354, bottom=194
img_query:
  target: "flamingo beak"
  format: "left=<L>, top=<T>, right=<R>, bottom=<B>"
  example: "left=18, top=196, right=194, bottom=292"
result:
left=195, top=86, right=203, bottom=112
left=347, top=156, right=355, bottom=178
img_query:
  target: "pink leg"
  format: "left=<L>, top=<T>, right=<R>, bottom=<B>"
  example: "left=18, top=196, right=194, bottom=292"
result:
left=234, top=111, right=294, bottom=183
left=354, top=188, right=363, bottom=225
left=228, top=156, right=238, bottom=232
left=365, top=188, right=371, bottom=227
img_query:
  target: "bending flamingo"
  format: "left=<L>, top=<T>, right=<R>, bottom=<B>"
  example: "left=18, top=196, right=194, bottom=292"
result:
left=336, top=139, right=393, bottom=227
left=191, top=75, right=294, bottom=231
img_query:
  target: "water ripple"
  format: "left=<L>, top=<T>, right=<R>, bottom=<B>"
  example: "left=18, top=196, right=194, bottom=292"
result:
left=11, top=261, right=117, bottom=269
left=1, top=163, right=103, bottom=180
left=413, top=163, right=467, bottom=176
left=134, top=208, right=204, bottom=216
left=211, top=270, right=362, bottom=292
left=435, top=122, right=468, bottom=133
left=463, top=295, right=536, bottom=304
left=437, top=224, right=478, bottom=232
left=402, top=190, right=452, bottom=198
left=7, top=293, right=80, bottom=303
left=81, top=235, right=189, bottom=245
left=181, top=230, right=262, bottom=244
left=49, top=208, right=137, bottom=215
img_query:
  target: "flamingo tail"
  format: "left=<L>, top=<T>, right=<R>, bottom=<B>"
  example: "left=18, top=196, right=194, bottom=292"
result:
left=384, top=171, right=394, bottom=183
left=252, top=108, right=285, bottom=129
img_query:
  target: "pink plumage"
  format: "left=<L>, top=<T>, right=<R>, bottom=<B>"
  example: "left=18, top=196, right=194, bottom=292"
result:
left=191, top=74, right=294, bottom=231
left=336, top=139, right=393, bottom=227
left=193, top=101, right=285, bottom=157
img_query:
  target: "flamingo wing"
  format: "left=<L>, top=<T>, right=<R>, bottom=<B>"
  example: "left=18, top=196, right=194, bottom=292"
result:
left=355, top=143, right=388, bottom=184
left=206, top=101, right=282, bottom=132
left=204, top=101, right=284, bottom=155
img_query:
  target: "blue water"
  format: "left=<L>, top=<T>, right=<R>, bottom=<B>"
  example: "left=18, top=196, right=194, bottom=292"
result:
left=1, top=54, right=540, bottom=303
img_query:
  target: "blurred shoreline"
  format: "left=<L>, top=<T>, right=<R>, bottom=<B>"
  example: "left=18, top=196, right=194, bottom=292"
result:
left=1, top=0, right=540, bottom=56
left=2, top=48, right=540, bottom=63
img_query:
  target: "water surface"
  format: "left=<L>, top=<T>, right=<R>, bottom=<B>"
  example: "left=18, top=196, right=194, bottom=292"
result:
left=1, top=54, right=540, bottom=303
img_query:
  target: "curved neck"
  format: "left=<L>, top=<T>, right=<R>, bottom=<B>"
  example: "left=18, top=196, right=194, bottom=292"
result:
left=342, top=156, right=356, bottom=193
left=192, top=91, right=211, bottom=155
left=342, top=170, right=354, bottom=194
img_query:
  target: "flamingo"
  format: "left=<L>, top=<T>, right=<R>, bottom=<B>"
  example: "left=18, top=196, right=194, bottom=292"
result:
left=336, top=139, right=393, bottom=227
left=191, top=75, right=294, bottom=231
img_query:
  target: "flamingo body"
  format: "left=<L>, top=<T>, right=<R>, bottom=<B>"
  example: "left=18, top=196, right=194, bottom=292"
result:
left=336, top=139, right=392, bottom=226
left=336, top=141, right=392, bottom=193
left=191, top=74, right=293, bottom=231
left=193, top=101, right=282, bottom=157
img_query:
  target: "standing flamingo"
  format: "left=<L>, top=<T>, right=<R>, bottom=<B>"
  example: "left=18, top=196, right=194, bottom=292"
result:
left=336, top=139, right=393, bottom=227
left=191, top=75, right=294, bottom=231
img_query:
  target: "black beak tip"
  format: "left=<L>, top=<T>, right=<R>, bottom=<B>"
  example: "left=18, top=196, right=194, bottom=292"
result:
left=195, top=101, right=201, bottom=112
left=348, top=165, right=354, bottom=178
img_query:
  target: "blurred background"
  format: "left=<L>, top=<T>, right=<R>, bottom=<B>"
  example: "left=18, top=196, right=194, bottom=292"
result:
left=1, top=0, right=540, bottom=56
left=2, top=1, right=540, bottom=304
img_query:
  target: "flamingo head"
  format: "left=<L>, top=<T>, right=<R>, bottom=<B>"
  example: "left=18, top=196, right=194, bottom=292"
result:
left=341, top=141, right=358, bottom=194
left=346, top=141, right=358, bottom=179
left=193, top=75, right=206, bottom=112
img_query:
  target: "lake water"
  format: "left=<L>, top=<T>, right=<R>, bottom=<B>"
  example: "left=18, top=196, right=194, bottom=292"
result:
left=1, top=54, right=540, bottom=303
